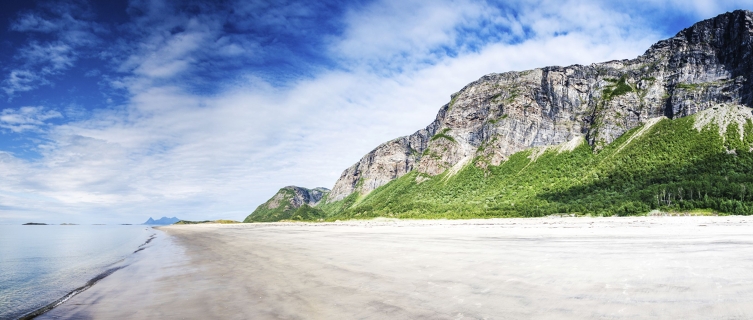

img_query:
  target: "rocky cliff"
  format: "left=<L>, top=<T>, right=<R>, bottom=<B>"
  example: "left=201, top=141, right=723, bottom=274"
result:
left=244, top=186, right=330, bottom=222
left=266, top=186, right=329, bottom=209
left=328, top=10, right=753, bottom=202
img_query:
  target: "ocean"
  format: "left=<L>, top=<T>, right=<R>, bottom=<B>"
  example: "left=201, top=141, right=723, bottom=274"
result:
left=0, top=224, right=154, bottom=319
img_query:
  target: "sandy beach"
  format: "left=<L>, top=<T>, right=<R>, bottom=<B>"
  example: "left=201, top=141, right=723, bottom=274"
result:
left=40, top=216, right=753, bottom=319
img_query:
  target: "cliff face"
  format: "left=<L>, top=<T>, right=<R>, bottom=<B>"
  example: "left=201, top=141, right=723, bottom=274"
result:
left=327, top=109, right=445, bottom=202
left=328, top=10, right=753, bottom=202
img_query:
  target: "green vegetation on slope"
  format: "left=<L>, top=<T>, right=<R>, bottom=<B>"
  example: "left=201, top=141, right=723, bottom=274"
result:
left=245, top=203, right=326, bottom=222
left=175, top=220, right=241, bottom=224
left=244, top=185, right=328, bottom=222
left=602, top=76, right=634, bottom=100
left=290, top=204, right=327, bottom=221
left=320, top=114, right=753, bottom=219
left=317, top=191, right=361, bottom=215
left=244, top=187, right=297, bottom=222
left=431, top=128, right=456, bottom=143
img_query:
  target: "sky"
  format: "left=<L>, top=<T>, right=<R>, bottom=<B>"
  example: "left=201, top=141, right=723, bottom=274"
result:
left=0, top=0, right=751, bottom=224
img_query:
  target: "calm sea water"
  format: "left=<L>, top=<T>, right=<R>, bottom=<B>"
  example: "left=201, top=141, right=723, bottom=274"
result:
left=0, top=225, right=153, bottom=319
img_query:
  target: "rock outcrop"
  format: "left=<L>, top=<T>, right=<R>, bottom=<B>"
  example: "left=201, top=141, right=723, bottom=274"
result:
left=328, top=10, right=753, bottom=202
left=266, top=186, right=330, bottom=210
left=328, top=110, right=445, bottom=202
left=244, top=186, right=330, bottom=222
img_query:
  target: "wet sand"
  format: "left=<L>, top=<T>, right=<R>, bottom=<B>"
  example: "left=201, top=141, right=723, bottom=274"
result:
left=41, top=217, right=753, bottom=319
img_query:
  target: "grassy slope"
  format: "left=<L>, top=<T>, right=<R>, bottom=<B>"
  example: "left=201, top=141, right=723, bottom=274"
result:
left=245, top=187, right=328, bottom=222
left=323, top=114, right=753, bottom=219
left=176, top=220, right=241, bottom=224
left=244, top=188, right=296, bottom=222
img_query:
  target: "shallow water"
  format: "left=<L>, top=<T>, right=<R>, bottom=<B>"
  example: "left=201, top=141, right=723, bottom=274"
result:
left=0, top=224, right=153, bottom=319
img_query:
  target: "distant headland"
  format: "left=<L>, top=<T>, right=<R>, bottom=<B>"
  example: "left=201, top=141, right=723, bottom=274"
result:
left=143, top=217, right=180, bottom=225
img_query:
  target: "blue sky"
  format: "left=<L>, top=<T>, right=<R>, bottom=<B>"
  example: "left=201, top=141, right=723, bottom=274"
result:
left=0, top=0, right=751, bottom=224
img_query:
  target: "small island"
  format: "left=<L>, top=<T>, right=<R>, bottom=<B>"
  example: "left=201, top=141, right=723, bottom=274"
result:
left=22, top=222, right=48, bottom=225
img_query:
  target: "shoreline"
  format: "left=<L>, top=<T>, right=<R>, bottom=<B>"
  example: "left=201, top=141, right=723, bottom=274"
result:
left=41, top=216, right=753, bottom=319
left=19, top=265, right=126, bottom=320
left=20, top=230, right=158, bottom=320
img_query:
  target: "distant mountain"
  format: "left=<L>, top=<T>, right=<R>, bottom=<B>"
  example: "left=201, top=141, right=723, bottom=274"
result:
left=143, top=217, right=180, bottom=225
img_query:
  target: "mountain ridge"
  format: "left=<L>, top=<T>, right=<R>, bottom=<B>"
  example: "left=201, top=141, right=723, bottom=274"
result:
left=327, top=9, right=753, bottom=202
left=245, top=10, right=753, bottom=222
left=329, top=104, right=753, bottom=219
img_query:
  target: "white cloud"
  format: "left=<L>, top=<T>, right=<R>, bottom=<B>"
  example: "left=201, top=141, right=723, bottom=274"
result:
left=0, top=106, right=62, bottom=133
left=2, top=70, right=44, bottom=96
left=2, top=2, right=101, bottom=97
left=333, top=0, right=487, bottom=67
left=3, top=41, right=77, bottom=96
left=636, top=0, right=753, bottom=18
left=11, top=12, right=61, bottom=33
left=124, top=18, right=216, bottom=80
left=19, top=42, right=76, bottom=71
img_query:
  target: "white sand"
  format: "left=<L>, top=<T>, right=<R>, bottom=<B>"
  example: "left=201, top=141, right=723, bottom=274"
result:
left=41, top=216, right=753, bottom=319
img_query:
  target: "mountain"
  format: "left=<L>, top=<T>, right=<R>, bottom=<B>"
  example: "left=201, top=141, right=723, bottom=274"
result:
left=326, top=105, right=753, bottom=219
left=248, top=10, right=753, bottom=221
left=143, top=217, right=180, bottom=225
left=244, top=186, right=330, bottom=222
